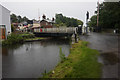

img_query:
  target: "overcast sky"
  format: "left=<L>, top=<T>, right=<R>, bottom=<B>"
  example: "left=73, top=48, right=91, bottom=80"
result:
left=0, top=0, right=105, bottom=25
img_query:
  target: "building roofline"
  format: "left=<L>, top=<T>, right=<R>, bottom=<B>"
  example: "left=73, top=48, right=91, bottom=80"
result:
left=0, top=4, right=11, bottom=12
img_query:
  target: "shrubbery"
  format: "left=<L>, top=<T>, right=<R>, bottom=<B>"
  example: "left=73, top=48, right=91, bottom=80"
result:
left=2, top=33, right=35, bottom=46
left=59, top=47, right=66, bottom=63
left=2, top=33, right=24, bottom=46
left=20, top=33, right=35, bottom=39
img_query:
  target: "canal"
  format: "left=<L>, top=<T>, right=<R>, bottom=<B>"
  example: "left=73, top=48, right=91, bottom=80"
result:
left=2, top=38, right=70, bottom=78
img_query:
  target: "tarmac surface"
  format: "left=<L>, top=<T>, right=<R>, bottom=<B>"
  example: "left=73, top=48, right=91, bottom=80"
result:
left=79, top=32, right=119, bottom=78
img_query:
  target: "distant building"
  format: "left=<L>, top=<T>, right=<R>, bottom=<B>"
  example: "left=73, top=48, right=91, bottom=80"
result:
left=0, top=4, right=11, bottom=39
left=33, top=20, right=40, bottom=28
left=40, top=15, right=54, bottom=28
left=40, top=19, right=53, bottom=28
left=31, top=15, right=55, bottom=30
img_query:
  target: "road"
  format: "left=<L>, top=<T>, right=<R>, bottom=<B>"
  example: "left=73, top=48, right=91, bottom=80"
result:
left=79, top=32, right=119, bottom=78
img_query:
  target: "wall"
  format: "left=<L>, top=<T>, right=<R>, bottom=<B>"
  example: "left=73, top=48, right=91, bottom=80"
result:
left=1, top=4, right=11, bottom=35
left=0, top=5, right=2, bottom=25
left=0, top=5, right=2, bottom=40
left=0, top=5, right=2, bottom=80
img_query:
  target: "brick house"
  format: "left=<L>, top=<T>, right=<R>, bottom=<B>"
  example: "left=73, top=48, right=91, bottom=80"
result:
left=40, top=14, right=54, bottom=28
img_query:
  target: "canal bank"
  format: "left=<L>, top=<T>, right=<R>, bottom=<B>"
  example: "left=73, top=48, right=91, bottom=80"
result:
left=42, top=40, right=102, bottom=78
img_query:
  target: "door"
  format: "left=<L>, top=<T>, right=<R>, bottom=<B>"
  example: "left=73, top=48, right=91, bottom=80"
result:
left=0, top=25, right=6, bottom=40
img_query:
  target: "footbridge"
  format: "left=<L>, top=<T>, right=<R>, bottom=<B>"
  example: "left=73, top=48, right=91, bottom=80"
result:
left=33, top=27, right=77, bottom=37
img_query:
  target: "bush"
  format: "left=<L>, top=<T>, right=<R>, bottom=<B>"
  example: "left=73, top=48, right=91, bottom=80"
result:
left=20, top=33, right=35, bottom=39
left=2, top=33, right=24, bottom=46
left=59, top=47, right=66, bottom=63
left=11, top=24, right=15, bottom=32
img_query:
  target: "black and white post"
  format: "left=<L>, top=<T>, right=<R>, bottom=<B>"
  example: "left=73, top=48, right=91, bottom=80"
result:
left=86, top=11, right=89, bottom=34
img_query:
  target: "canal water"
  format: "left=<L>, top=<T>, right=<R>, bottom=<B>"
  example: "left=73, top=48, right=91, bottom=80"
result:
left=80, top=32, right=119, bottom=78
left=2, top=38, right=70, bottom=78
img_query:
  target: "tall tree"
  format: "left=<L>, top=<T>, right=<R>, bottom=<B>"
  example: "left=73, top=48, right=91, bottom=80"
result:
left=89, top=2, right=120, bottom=30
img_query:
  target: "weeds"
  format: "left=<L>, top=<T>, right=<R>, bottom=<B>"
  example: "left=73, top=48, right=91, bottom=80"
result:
left=2, top=33, right=24, bottom=46
left=59, top=47, right=66, bottom=63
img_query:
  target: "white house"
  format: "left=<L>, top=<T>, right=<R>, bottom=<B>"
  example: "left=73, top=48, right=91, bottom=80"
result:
left=0, top=4, right=11, bottom=39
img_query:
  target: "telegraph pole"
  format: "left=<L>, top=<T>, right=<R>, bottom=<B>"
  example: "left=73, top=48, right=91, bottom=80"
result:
left=97, top=0, right=99, bottom=31
left=38, top=8, right=40, bottom=26
left=38, top=8, right=40, bottom=21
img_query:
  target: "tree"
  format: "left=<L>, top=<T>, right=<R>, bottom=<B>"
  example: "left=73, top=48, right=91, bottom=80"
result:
left=17, top=15, right=22, bottom=23
left=22, top=16, right=29, bottom=22
left=88, top=15, right=97, bottom=27
left=55, top=14, right=83, bottom=27
left=77, top=20, right=83, bottom=26
left=10, top=14, right=29, bottom=23
left=88, top=2, right=120, bottom=30
left=10, top=14, right=18, bottom=23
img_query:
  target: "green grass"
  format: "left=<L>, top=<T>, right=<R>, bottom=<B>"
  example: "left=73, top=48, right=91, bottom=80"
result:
left=42, top=40, right=102, bottom=78
left=25, top=37, right=46, bottom=41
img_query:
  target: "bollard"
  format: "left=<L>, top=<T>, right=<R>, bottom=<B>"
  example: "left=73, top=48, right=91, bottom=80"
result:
left=75, top=33, right=77, bottom=43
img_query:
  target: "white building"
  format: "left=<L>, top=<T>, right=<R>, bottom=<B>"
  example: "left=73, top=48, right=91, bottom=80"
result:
left=0, top=4, right=11, bottom=39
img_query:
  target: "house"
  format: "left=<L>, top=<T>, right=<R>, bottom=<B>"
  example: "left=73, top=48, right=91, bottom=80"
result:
left=31, top=15, right=55, bottom=32
left=40, top=14, right=54, bottom=28
left=0, top=4, right=11, bottom=39
left=33, top=20, right=40, bottom=28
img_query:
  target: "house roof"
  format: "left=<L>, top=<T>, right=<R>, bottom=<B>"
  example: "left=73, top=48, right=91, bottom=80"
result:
left=40, top=19, right=53, bottom=23
left=0, top=4, right=10, bottom=12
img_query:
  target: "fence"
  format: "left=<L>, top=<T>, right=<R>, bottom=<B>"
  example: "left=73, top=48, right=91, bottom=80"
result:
left=33, top=27, right=76, bottom=33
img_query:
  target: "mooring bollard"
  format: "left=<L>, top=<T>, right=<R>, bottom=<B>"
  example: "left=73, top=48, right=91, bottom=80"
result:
left=74, top=33, right=77, bottom=43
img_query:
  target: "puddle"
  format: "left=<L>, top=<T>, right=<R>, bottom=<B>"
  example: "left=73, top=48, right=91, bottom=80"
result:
left=99, top=52, right=119, bottom=65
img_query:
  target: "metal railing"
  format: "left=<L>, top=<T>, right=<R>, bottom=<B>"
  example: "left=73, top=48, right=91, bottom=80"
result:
left=33, top=27, right=76, bottom=33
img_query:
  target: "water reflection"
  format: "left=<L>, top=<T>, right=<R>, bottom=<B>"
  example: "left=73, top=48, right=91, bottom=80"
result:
left=2, top=38, right=70, bottom=78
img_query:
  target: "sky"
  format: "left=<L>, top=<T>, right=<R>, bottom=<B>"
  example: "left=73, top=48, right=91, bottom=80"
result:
left=0, top=0, right=105, bottom=25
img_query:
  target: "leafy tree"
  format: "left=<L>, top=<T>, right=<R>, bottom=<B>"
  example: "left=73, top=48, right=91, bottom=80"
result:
left=17, top=15, right=22, bottom=23
left=10, top=14, right=29, bottom=23
left=10, top=14, right=18, bottom=23
left=88, top=15, right=97, bottom=27
left=55, top=14, right=83, bottom=27
left=22, top=16, right=29, bottom=22
left=89, top=2, right=120, bottom=30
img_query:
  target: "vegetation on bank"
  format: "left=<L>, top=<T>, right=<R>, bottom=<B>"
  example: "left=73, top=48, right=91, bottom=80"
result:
left=43, top=41, right=102, bottom=78
left=2, top=33, right=45, bottom=46
left=2, top=33, right=24, bottom=46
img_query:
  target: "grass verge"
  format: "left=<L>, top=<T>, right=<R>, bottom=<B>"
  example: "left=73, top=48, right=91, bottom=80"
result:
left=43, top=40, right=102, bottom=78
